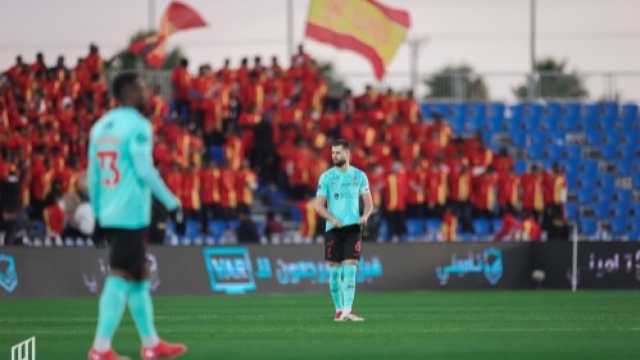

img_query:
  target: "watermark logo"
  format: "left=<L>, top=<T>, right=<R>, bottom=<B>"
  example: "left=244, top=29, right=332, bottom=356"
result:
left=11, top=336, right=35, bottom=360
left=0, top=253, right=18, bottom=293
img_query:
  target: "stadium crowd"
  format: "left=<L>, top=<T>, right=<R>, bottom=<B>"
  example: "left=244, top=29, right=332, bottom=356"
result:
left=0, top=43, right=570, bottom=245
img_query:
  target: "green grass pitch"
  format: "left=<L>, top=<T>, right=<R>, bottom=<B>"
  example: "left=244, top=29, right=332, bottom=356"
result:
left=1, top=291, right=639, bottom=359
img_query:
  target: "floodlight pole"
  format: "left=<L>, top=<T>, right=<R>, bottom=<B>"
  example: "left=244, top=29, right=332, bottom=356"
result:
left=408, top=36, right=429, bottom=96
left=148, top=0, right=156, bottom=31
left=287, top=0, right=294, bottom=61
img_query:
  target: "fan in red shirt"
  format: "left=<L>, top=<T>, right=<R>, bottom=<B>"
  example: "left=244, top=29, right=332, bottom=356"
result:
left=298, top=198, right=318, bottom=242
left=493, top=147, right=513, bottom=176
left=471, top=167, right=498, bottom=219
left=43, top=196, right=65, bottom=238
left=84, top=44, right=103, bottom=76
left=542, top=163, right=568, bottom=232
left=383, top=161, right=408, bottom=241
left=398, top=90, right=420, bottom=124
left=171, top=58, right=192, bottom=118
left=497, top=165, right=520, bottom=216
left=448, top=162, right=473, bottom=231
left=406, top=160, right=427, bottom=218
left=180, top=161, right=201, bottom=224
left=199, top=159, right=222, bottom=234
left=220, top=166, right=239, bottom=220
left=521, top=164, right=545, bottom=221
left=241, top=71, right=265, bottom=114
left=235, top=161, right=258, bottom=215
left=425, top=159, right=449, bottom=219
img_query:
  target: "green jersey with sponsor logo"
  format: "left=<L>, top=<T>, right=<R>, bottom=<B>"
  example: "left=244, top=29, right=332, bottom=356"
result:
left=316, top=165, right=370, bottom=232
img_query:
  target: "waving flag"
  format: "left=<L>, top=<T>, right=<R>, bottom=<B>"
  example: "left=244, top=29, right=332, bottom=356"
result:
left=129, top=1, right=207, bottom=68
left=305, top=0, right=411, bottom=80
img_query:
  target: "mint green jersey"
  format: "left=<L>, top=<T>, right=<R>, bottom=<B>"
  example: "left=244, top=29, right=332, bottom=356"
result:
left=316, top=165, right=370, bottom=232
left=88, top=107, right=179, bottom=229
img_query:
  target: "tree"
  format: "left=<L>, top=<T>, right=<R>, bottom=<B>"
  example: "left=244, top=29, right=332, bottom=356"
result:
left=423, top=64, right=489, bottom=100
left=105, top=30, right=186, bottom=71
left=514, top=58, right=588, bottom=100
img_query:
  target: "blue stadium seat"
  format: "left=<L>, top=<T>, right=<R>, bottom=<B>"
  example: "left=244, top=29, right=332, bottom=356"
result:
left=610, top=202, right=629, bottom=219
left=586, top=127, right=603, bottom=145
left=510, top=130, right=527, bottom=149
left=425, top=219, right=443, bottom=235
left=579, top=159, right=599, bottom=179
left=621, top=103, right=639, bottom=130
left=491, top=218, right=503, bottom=233
left=561, top=103, right=581, bottom=131
left=579, top=218, right=598, bottom=237
left=566, top=171, right=578, bottom=190
left=614, top=189, right=632, bottom=208
left=208, top=146, right=225, bottom=165
left=542, top=102, right=562, bottom=131
left=633, top=172, right=640, bottom=189
left=514, top=159, right=528, bottom=175
left=185, top=219, right=201, bottom=239
left=472, top=219, right=491, bottom=236
left=406, top=218, right=425, bottom=238
left=598, top=173, right=615, bottom=194
left=594, top=201, right=610, bottom=219
left=420, top=103, right=432, bottom=118
left=614, top=158, right=633, bottom=176
left=628, top=222, right=640, bottom=241
left=527, top=141, right=544, bottom=160
left=544, top=143, right=563, bottom=162
left=208, top=220, right=226, bottom=241
left=611, top=216, right=627, bottom=237
left=524, top=103, right=543, bottom=131
left=566, top=202, right=579, bottom=222
left=565, top=144, right=582, bottom=161
left=600, top=143, right=617, bottom=159
left=577, top=187, right=595, bottom=204
left=632, top=203, right=640, bottom=220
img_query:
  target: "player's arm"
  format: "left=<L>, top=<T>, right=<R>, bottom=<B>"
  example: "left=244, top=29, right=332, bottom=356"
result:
left=312, top=174, right=342, bottom=228
left=129, top=122, right=180, bottom=211
left=87, top=133, right=100, bottom=218
left=359, top=173, right=373, bottom=224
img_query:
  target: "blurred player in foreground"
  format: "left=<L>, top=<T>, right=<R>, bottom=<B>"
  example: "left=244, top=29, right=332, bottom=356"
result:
left=87, top=72, right=187, bottom=360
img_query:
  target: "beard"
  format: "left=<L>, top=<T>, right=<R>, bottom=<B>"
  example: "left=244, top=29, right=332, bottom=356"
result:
left=333, top=158, right=346, bottom=167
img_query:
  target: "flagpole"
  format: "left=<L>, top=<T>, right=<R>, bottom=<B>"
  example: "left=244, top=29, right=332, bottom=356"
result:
left=149, top=0, right=156, bottom=31
left=408, top=36, right=429, bottom=96
left=287, top=0, right=294, bottom=61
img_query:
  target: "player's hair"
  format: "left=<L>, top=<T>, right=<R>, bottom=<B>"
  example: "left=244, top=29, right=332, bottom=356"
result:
left=112, top=72, right=139, bottom=102
left=331, top=138, right=351, bottom=150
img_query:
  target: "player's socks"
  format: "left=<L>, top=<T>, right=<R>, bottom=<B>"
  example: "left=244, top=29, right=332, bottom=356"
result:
left=128, top=280, right=160, bottom=347
left=328, top=265, right=343, bottom=312
left=341, top=263, right=357, bottom=313
left=93, top=276, right=130, bottom=351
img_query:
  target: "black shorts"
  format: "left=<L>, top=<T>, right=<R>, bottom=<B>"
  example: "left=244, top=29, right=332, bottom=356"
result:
left=324, top=224, right=362, bottom=262
left=102, top=227, right=149, bottom=281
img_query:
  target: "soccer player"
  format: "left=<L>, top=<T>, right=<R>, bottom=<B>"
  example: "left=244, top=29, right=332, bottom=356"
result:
left=314, top=139, right=373, bottom=322
left=87, top=73, right=187, bottom=360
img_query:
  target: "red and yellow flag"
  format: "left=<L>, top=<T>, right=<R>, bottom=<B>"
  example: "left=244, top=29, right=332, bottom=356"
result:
left=305, top=0, right=411, bottom=80
left=129, top=1, right=207, bottom=68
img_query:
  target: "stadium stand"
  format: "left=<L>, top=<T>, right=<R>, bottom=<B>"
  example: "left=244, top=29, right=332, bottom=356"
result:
left=0, top=44, right=638, bottom=245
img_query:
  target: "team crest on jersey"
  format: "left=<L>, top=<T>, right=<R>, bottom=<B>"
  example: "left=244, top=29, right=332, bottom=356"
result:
left=333, top=193, right=339, bottom=199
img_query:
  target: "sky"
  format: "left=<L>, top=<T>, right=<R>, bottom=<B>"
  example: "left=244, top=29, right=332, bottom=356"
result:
left=1, top=0, right=639, bottom=101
